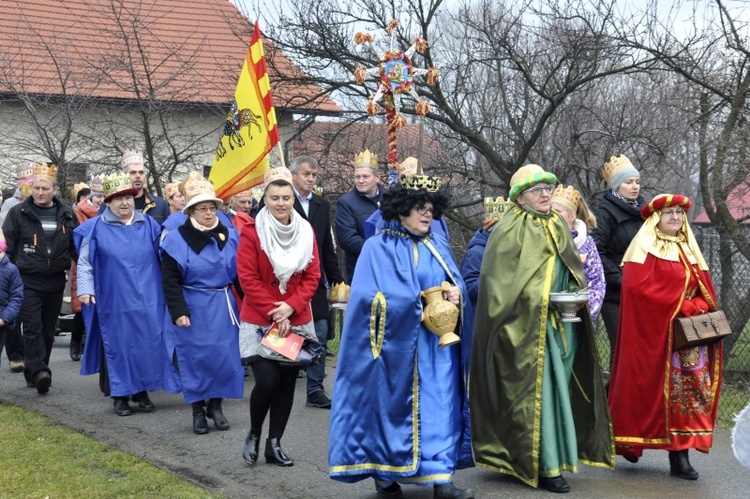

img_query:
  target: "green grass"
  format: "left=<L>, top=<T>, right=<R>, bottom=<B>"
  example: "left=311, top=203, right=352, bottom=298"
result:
left=0, top=403, right=222, bottom=498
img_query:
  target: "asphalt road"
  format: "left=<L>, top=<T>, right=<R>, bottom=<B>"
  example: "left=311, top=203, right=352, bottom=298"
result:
left=1, top=333, right=749, bottom=498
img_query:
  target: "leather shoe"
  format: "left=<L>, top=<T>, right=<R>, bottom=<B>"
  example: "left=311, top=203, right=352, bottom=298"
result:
left=192, top=403, right=209, bottom=434
left=131, top=391, right=155, bottom=412
left=113, top=397, right=132, bottom=416
left=35, top=372, right=52, bottom=395
left=242, top=429, right=261, bottom=465
left=69, top=340, right=82, bottom=361
left=264, top=438, right=293, bottom=466
left=375, top=481, right=402, bottom=496
left=669, top=450, right=698, bottom=480
left=306, top=390, right=332, bottom=408
left=539, top=475, right=570, bottom=493
left=623, top=454, right=639, bottom=464
left=433, top=483, right=475, bottom=499
left=206, top=398, right=230, bottom=430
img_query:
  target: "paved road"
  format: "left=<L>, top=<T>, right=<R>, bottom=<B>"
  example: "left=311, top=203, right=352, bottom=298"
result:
left=1, top=333, right=749, bottom=498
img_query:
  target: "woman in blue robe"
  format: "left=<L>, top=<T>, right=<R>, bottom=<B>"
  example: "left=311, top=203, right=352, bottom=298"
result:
left=75, top=173, right=165, bottom=417
left=160, top=177, right=244, bottom=434
left=329, top=181, right=474, bottom=499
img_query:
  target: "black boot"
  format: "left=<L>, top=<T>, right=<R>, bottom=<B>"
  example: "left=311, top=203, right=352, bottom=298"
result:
left=113, top=397, right=132, bottom=417
left=433, top=483, right=475, bottom=499
left=669, top=450, right=698, bottom=480
left=69, top=340, right=82, bottom=361
left=206, top=398, right=230, bottom=430
left=264, top=438, right=293, bottom=466
left=242, top=429, right=261, bottom=465
left=539, top=475, right=570, bottom=493
left=192, top=402, right=209, bottom=435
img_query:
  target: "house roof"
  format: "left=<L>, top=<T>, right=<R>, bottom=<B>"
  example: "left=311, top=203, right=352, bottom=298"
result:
left=0, top=0, right=340, bottom=114
left=693, top=176, right=750, bottom=225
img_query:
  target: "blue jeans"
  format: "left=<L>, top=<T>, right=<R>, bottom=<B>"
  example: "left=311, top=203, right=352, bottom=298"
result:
left=306, top=319, right=328, bottom=397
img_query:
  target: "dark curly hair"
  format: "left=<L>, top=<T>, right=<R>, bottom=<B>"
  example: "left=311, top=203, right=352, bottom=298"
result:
left=380, top=184, right=451, bottom=222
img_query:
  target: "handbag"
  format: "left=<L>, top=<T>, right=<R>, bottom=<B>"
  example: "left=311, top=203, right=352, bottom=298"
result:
left=673, top=310, right=732, bottom=350
left=257, top=325, right=324, bottom=366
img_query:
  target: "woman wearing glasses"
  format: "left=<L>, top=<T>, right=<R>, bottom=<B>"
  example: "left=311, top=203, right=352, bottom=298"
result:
left=329, top=178, right=475, bottom=499
left=608, top=194, right=722, bottom=480
left=471, top=165, right=613, bottom=494
left=160, top=176, right=244, bottom=434
left=591, top=155, right=645, bottom=371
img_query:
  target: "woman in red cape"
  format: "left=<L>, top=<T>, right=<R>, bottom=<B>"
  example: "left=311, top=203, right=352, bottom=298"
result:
left=609, top=193, right=722, bottom=481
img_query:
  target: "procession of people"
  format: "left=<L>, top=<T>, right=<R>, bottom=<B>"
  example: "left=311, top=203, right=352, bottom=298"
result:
left=0, top=149, right=729, bottom=496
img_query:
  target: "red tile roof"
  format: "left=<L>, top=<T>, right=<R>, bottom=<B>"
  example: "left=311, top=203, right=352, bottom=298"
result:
left=0, top=0, right=340, bottom=114
left=693, top=176, right=750, bottom=225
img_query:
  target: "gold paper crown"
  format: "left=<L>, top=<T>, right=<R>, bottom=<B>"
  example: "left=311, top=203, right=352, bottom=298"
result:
left=602, top=155, right=633, bottom=184
left=484, top=196, right=510, bottom=222
left=183, top=178, right=216, bottom=201
left=90, top=175, right=105, bottom=194
left=264, top=166, right=293, bottom=186
left=70, top=182, right=90, bottom=199
left=354, top=149, right=378, bottom=170
left=550, top=184, right=580, bottom=213
left=32, top=163, right=58, bottom=183
left=400, top=174, right=442, bottom=192
left=164, top=182, right=180, bottom=200
left=328, top=283, right=351, bottom=303
left=121, top=150, right=145, bottom=170
left=16, top=162, right=34, bottom=180
left=102, top=172, right=133, bottom=198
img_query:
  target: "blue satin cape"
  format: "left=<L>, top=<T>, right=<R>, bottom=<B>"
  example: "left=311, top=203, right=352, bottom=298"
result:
left=160, top=226, right=244, bottom=403
left=328, top=221, right=473, bottom=486
left=74, top=215, right=166, bottom=397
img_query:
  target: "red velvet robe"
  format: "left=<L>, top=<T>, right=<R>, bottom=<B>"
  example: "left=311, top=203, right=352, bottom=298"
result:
left=608, top=249, right=722, bottom=456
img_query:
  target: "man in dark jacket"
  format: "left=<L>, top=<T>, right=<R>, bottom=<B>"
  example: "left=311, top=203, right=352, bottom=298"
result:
left=120, top=150, right=170, bottom=224
left=334, top=150, right=383, bottom=283
left=1, top=163, right=78, bottom=394
left=289, top=155, right=345, bottom=409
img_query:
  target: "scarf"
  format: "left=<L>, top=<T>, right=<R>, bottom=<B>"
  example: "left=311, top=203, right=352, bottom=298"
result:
left=571, top=218, right=587, bottom=249
left=611, top=189, right=640, bottom=209
left=189, top=215, right=219, bottom=232
left=255, top=206, right=314, bottom=294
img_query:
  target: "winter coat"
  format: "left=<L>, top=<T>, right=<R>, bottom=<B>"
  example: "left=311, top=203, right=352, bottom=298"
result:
left=1, top=196, right=78, bottom=281
left=459, top=227, right=492, bottom=310
left=590, top=190, right=645, bottom=303
left=0, top=254, right=23, bottom=329
left=334, top=187, right=382, bottom=283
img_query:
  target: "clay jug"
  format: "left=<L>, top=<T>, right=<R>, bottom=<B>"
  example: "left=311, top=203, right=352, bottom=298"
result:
left=421, top=282, right=460, bottom=347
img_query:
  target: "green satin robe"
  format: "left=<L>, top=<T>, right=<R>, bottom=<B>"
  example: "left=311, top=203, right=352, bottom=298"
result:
left=469, top=204, right=614, bottom=487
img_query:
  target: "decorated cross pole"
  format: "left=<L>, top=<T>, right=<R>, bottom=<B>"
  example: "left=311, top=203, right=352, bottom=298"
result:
left=353, top=18, right=439, bottom=185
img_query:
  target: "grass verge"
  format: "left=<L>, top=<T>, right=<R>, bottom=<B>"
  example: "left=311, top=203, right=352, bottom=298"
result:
left=0, top=402, right=221, bottom=497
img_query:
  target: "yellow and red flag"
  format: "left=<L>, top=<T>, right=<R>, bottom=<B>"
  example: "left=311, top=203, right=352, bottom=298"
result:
left=209, top=21, right=280, bottom=199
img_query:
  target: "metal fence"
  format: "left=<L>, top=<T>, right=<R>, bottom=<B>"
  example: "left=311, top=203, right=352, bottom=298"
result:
left=592, top=228, right=750, bottom=426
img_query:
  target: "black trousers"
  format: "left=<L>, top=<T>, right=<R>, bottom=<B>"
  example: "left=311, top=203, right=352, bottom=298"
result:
left=20, top=274, right=66, bottom=384
left=1, top=323, right=23, bottom=362
left=601, top=300, right=620, bottom=370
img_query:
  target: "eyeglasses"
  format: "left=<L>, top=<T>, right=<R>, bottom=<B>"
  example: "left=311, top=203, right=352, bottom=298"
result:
left=194, top=205, right=218, bottom=213
left=416, top=206, right=434, bottom=215
left=523, top=184, right=555, bottom=196
left=662, top=208, right=684, bottom=217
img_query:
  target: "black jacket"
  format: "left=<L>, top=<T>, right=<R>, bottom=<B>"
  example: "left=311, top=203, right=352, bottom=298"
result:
left=591, top=190, right=645, bottom=303
left=1, top=196, right=78, bottom=280
left=334, top=187, right=382, bottom=283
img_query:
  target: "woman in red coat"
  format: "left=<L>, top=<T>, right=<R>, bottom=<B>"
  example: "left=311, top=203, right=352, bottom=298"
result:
left=609, top=194, right=722, bottom=481
left=237, top=166, right=320, bottom=468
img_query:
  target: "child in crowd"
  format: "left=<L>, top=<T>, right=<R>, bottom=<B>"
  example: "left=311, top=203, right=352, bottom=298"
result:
left=0, top=231, right=24, bottom=370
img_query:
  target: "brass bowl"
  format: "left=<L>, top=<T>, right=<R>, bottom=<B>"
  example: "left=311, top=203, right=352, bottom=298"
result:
left=549, top=289, right=590, bottom=323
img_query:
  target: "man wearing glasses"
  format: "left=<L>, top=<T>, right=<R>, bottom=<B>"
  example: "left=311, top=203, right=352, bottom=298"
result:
left=470, top=164, right=614, bottom=494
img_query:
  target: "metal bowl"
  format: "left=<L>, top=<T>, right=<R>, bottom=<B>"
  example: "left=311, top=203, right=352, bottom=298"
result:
left=548, top=289, right=590, bottom=323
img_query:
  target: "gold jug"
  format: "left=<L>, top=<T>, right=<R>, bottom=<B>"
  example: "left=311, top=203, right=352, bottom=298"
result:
left=421, top=282, right=460, bottom=347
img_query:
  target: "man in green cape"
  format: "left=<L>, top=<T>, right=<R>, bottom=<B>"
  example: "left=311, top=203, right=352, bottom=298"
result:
left=470, top=164, right=614, bottom=493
